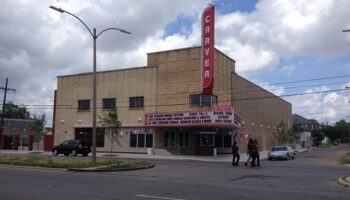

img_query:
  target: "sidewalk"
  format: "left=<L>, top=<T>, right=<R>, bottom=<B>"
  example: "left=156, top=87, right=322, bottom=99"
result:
left=101, top=151, right=270, bottom=163
left=0, top=148, right=309, bottom=163
left=110, top=146, right=310, bottom=163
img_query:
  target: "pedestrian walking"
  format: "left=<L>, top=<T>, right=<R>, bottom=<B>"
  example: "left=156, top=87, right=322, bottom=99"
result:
left=244, top=138, right=253, bottom=166
left=251, top=139, right=260, bottom=167
left=232, top=141, right=240, bottom=166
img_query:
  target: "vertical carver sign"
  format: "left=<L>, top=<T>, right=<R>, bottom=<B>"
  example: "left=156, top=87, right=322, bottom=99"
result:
left=201, top=5, right=215, bottom=95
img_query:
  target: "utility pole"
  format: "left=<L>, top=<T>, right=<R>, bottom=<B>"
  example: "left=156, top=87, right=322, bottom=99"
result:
left=0, top=78, right=16, bottom=136
left=346, top=86, right=350, bottom=148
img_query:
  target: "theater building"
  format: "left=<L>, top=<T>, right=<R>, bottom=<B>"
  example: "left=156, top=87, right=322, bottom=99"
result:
left=53, top=46, right=292, bottom=155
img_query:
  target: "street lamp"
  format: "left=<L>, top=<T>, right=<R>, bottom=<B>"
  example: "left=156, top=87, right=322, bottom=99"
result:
left=344, top=28, right=350, bottom=147
left=50, top=6, right=131, bottom=164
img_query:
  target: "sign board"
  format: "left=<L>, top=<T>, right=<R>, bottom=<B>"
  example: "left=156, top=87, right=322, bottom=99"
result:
left=201, top=5, right=215, bottom=95
left=145, top=106, right=241, bottom=128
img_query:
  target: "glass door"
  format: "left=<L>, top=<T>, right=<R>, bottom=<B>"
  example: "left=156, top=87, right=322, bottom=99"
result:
left=195, top=132, right=215, bottom=155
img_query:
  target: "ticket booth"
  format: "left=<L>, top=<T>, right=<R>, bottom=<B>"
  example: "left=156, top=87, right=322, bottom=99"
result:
left=195, top=132, right=215, bottom=155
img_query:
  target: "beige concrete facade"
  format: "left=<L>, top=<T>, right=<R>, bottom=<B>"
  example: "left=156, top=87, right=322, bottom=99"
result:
left=54, top=47, right=291, bottom=155
left=232, top=73, right=292, bottom=152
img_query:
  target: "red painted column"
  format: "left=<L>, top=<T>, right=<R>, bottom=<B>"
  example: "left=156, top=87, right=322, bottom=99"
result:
left=0, top=135, right=5, bottom=149
left=28, top=135, right=33, bottom=151
left=14, top=135, right=19, bottom=150
left=44, top=135, right=54, bottom=151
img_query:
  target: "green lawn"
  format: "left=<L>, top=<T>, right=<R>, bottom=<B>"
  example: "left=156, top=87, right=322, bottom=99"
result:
left=0, top=155, right=152, bottom=170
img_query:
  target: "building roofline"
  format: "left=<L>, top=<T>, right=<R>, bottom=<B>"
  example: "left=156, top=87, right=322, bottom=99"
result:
left=57, top=46, right=237, bottom=79
left=57, top=65, right=157, bottom=78
left=215, top=48, right=236, bottom=63
left=4, top=118, right=35, bottom=122
left=232, top=72, right=292, bottom=106
left=147, top=46, right=236, bottom=63
left=146, top=46, right=201, bottom=55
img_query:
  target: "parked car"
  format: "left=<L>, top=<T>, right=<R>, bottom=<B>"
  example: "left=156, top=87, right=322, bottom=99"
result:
left=268, top=145, right=296, bottom=160
left=52, top=139, right=91, bottom=157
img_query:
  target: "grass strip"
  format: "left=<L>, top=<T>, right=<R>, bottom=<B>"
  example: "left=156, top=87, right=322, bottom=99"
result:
left=339, top=152, right=350, bottom=165
left=0, top=155, right=151, bottom=170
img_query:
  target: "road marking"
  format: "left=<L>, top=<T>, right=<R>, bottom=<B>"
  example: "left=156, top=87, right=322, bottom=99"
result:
left=136, top=194, right=186, bottom=200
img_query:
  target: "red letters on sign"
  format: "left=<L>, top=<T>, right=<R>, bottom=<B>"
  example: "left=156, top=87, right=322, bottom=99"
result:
left=201, top=5, right=215, bottom=95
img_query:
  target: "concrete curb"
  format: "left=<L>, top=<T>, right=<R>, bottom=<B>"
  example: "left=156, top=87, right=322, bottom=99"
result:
left=67, top=163, right=155, bottom=172
left=338, top=176, right=350, bottom=187
left=0, top=164, right=67, bottom=172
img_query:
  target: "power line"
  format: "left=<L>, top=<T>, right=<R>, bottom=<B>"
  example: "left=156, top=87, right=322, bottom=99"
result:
left=234, top=74, right=350, bottom=89
left=21, top=87, right=350, bottom=110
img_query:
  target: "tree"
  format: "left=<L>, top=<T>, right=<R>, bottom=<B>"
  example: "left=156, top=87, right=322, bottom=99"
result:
left=334, top=120, right=350, bottom=143
left=273, top=121, right=295, bottom=145
left=31, top=114, right=47, bottom=150
left=322, top=125, right=337, bottom=142
left=323, top=120, right=350, bottom=143
left=0, top=102, right=28, bottom=119
left=311, top=129, right=324, bottom=146
left=99, top=108, right=122, bottom=155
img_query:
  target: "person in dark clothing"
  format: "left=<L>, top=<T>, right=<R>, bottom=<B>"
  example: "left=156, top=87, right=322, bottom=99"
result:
left=232, top=141, right=240, bottom=166
left=251, top=139, right=260, bottom=167
left=245, top=138, right=253, bottom=166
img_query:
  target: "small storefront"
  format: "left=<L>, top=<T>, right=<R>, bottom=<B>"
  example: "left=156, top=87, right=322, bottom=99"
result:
left=69, top=106, right=241, bottom=156
left=146, top=106, right=241, bottom=156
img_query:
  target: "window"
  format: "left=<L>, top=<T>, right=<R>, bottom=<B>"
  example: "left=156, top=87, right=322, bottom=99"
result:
left=146, top=134, right=153, bottom=148
left=130, top=133, right=137, bottom=147
left=164, top=131, right=169, bottom=147
left=78, top=100, right=90, bottom=111
left=164, top=130, right=178, bottom=147
left=179, top=132, right=189, bottom=147
left=129, top=96, right=144, bottom=108
left=200, top=134, right=214, bottom=146
left=130, top=132, right=153, bottom=148
left=189, top=94, right=217, bottom=107
left=190, top=94, right=200, bottom=106
left=215, top=133, right=232, bottom=148
left=103, top=98, right=116, bottom=109
left=215, top=135, right=223, bottom=147
left=223, top=135, right=232, bottom=148
left=74, top=128, right=105, bottom=147
left=138, top=134, right=145, bottom=148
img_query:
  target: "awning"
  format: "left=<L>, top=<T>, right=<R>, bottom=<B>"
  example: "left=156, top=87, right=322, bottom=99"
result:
left=145, top=106, right=242, bottom=128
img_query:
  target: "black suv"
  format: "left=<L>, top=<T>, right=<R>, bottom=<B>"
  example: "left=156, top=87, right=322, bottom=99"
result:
left=52, top=139, right=91, bottom=157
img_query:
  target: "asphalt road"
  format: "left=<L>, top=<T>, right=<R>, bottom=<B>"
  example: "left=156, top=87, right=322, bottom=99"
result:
left=0, top=145, right=349, bottom=200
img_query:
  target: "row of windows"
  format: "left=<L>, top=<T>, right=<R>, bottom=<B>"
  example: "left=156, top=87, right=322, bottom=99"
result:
left=130, top=133, right=153, bottom=148
left=75, top=129, right=231, bottom=149
left=164, top=131, right=190, bottom=147
left=75, top=128, right=154, bottom=148
left=78, top=94, right=217, bottom=111
left=189, top=94, right=217, bottom=107
left=194, top=134, right=232, bottom=148
left=78, top=97, right=144, bottom=111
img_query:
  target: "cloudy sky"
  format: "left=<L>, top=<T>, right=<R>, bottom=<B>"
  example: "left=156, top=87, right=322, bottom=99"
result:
left=1, top=0, right=350, bottom=126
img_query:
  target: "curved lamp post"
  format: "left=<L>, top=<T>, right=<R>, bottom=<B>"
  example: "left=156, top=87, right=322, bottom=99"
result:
left=343, top=29, right=350, bottom=148
left=50, top=6, right=131, bottom=164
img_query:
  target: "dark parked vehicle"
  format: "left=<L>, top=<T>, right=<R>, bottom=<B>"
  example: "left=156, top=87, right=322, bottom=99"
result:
left=52, top=139, right=91, bottom=156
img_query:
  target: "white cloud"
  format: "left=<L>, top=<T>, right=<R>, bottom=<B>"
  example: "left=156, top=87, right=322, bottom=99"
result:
left=2, top=0, right=350, bottom=126
left=287, top=86, right=350, bottom=124
left=281, top=65, right=296, bottom=76
left=257, top=82, right=285, bottom=96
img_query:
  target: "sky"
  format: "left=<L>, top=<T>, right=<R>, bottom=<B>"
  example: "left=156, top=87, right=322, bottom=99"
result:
left=1, top=0, right=350, bottom=126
